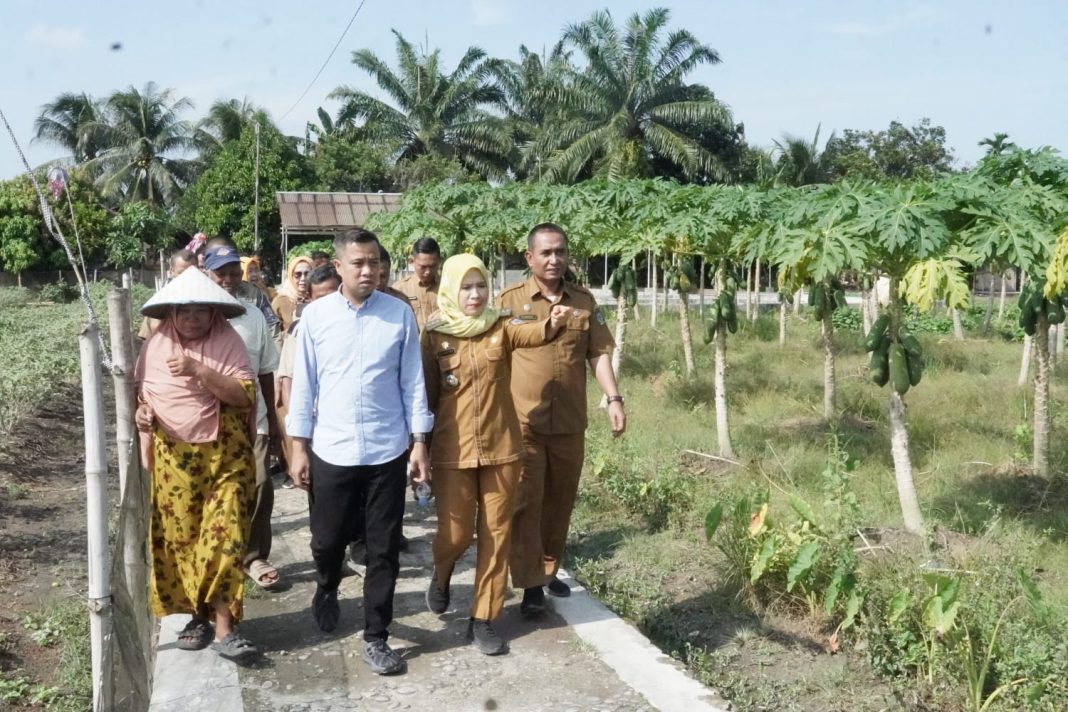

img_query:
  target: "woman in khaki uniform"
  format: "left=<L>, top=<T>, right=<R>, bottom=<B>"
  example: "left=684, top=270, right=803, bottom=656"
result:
left=421, top=254, right=570, bottom=655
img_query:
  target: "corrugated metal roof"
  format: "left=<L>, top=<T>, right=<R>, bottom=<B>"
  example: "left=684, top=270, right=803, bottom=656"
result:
left=275, top=191, right=402, bottom=233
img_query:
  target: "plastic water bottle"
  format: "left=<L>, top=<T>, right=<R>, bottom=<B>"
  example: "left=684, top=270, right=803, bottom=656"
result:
left=415, top=482, right=431, bottom=508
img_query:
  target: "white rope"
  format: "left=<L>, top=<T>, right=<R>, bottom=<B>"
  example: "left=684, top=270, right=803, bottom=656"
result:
left=0, top=104, right=114, bottom=369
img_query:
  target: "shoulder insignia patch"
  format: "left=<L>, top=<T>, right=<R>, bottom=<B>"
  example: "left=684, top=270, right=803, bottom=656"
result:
left=510, top=317, right=524, bottom=325
left=498, top=308, right=512, bottom=317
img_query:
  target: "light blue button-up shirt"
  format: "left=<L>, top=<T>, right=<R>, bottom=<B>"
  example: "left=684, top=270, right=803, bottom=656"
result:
left=286, top=289, right=434, bottom=467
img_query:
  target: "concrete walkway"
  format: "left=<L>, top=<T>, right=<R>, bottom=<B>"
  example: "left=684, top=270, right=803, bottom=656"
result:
left=149, top=484, right=728, bottom=712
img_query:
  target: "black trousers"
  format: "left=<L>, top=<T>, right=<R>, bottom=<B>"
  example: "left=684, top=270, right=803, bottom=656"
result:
left=308, top=450, right=406, bottom=642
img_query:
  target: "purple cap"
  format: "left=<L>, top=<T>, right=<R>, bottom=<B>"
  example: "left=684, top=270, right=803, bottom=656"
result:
left=203, top=245, right=241, bottom=271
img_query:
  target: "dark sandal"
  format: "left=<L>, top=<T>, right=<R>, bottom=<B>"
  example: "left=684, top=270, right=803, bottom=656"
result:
left=176, top=617, right=212, bottom=651
left=211, top=631, right=259, bottom=660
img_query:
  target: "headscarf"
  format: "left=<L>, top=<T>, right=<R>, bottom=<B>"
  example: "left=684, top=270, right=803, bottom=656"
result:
left=135, top=309, right=256, bottom=466
left=241, top=256, right=274, bottom=300
left=278, top=255, right=313, bottom=300
left=240, top=255, right=260, bottom=282
left=429, top=254, right=498, bottom=337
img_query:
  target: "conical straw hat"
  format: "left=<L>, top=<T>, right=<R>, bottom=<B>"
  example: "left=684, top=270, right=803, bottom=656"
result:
left=140, top=267, right=247, bottom=319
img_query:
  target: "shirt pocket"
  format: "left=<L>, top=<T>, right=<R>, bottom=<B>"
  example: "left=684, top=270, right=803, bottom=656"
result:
left=484, top=346, right=506, bottom=381
left=563, top=309, right=590, bottom=345
left=438, top=354, right=461, bottom=392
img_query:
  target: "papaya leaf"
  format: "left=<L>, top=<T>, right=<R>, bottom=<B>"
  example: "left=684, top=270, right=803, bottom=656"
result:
left=887, top=589, right=911, bottom=624
left=901, top=257, right=972, bottom=312
left=704, top=504, right=724, bottom=542
left=750, top=535, right=778, bottom=584
left=1045, top=229, right=1068, bottom=299
left=786, top=541, right=820, bottom=593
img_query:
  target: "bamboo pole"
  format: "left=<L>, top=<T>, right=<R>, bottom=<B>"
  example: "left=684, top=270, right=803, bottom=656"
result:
left=107, top=290, right=151, bottom=659
left=79, top=323, right=113, bottom=712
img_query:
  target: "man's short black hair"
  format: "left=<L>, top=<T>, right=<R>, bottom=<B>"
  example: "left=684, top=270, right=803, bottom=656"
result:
left=310, top=250, right=330, bottom=262
left=411, top=237, right=441, bottom=256
left=333, top=228, right=381, bottom=256
left=308, top=263, right=340, bottom=286
left=526, top=223, right=569, bottom=250
left=378, top=244, right=392, bottom=266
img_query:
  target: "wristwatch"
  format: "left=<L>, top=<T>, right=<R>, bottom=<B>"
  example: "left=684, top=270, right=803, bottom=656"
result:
left=606, top=395, right=624, bottom=404
left=411, top=433, right=429, bottom=444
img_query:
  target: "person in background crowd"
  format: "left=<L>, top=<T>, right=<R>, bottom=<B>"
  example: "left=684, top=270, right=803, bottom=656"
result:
left=137, top=249, right=197, bottom=344
left=310, top=250, right=331, bottom=268
left=242, top=255, right=276, bottom=302
left=378, top=245, right=410, bottom=304
left=276, top=264, right=341, bottom=490
left=421, top=254, right=570, bottom=655
left=287, top=228, right=432, bottom=676
left=134, top=268, right=259, bottom=660
left=272, top=255, right=313, bottom=332
left=499, top=223, right=626, bottom=616
left=203, top=245, right=283, bottom=591
left=391, top=237, right=441, bottom=331
left=203, top=236, right=281, bottom=333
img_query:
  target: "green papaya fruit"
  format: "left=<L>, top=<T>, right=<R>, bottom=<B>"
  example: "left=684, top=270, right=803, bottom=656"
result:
left=901, top=333, right=922, bottom=357
left=889, top=342, right=911, bottom=395
left=807, top=285, right=817, bottom=307
left=864, top=314, right=891, bottom=351
left=906, top=349, right=924, bottom=387
left=726, top=308, right=738, bottom=333
left=1048, top=300, right=1065, bottom=325
left=703, top=320, right=715, bottom=345
left=869, top=347, right=890, bottom=386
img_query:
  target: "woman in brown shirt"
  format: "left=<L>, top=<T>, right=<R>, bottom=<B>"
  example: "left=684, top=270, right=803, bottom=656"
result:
left=421, top=254, right=570, bottom=655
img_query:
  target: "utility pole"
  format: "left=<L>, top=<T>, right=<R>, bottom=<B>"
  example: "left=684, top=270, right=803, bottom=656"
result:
left=253, top=121, right=261, bottom=254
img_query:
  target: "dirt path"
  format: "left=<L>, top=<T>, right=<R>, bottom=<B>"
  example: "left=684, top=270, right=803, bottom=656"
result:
left=150, top=485, right=728, bottom=712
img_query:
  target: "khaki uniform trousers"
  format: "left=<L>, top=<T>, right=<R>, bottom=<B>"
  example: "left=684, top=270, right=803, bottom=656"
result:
left=432, top=461, right=519, bottom=621
left=509, top=430, right=585, bottom=589
left=243, top=433, right=274, bottom=567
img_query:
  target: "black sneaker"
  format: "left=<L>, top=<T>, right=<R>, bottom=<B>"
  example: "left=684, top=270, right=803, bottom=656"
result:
left=280, top=475, right=295, bottom=489
left=468, top=619, right=508, bottom=655
left=312, top=587, right=339, bottom=632
left=426, top=573, right=450, bottom=614
left=398, top=533, right=410, bottom=552
left=362, top=639, right=407, bottom=675
left=547, top=577, right=571, bottom=598
left=520, top=586, right=545, bottom=617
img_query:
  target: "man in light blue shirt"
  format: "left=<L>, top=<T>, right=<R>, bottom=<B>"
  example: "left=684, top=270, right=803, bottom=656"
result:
left=287, top=228, right=433, bottom=676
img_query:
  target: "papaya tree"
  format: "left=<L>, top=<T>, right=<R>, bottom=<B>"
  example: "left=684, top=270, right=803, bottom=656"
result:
left=664, top=256, right=699, bottom=375
left=849, top=181, right=963, bottom=535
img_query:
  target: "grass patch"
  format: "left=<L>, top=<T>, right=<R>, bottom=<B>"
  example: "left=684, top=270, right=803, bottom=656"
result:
left=570, top=307, right=1068, bottom=710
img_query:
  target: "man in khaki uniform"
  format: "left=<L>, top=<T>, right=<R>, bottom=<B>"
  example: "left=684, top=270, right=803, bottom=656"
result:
left=378, top=245, right=414, bottom=305
left=499, top=223, right=626, bottom=616
left=391, top=237, right=441, bottom=330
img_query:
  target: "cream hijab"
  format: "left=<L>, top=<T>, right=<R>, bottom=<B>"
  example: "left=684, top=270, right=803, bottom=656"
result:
left=429, top=254, right=498, bottom=337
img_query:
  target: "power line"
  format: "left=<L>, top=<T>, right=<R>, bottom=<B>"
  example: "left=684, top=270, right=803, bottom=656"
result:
left=278, top=0, right=369, bottom=122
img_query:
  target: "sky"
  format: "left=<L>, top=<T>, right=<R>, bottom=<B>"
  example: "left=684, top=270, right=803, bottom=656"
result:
left=1, top=0, right=1066, bottom=179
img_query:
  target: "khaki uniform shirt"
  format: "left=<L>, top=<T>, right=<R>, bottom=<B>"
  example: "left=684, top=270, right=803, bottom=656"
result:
left=498, top=278, right=614, bottom=435
left=422, top=315, right=549, bottom=469
left=382, top=286, right=415, bottom=309
left=392, top=274, right=439, bottom=331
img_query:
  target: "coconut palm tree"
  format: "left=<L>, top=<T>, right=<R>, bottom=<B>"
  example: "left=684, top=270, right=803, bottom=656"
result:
left=491, top=43, right=572, bottom=179
left=329, top=30, right=511, bottom=179
left=33, top=92, right=106, bottom=163
left=773, top=126, right=836, bottom=186
left=86, top=82, right=200, bottom=207
left=534, top=7, right=732, bottom=183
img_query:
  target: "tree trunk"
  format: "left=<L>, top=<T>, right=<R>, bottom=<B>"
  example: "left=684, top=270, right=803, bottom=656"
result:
left=752, top=259, right=761, bottom=322
left=631, top=259, right=640, bottom=322
left=889, top=392, right=924, bottom=534
left=779, top=301, right=787, bottom=346
left=822, top=307, right=837, bottom=421
left=951, top=308, right=965, bottom=340
left=679, top=291, right=696, bottom=377
left=1033, top=314, right=1052, bottom=478
left=983, top=282, right=995, bottom=333
left=698, top=259, right=706, bottom=319
left=714, top=261, right=735, bottom=458
left=997, top=270, right=1008, bottom=320
left=887, top=278, right=924, bottom=535
left=861, top=287, right=872, bottom=336
left=1018, top=335, right=1033, bottom=387
left=745, top=263, right=753, bottom=321
left=1058, top=323, right=1065, bottom=361
left=650, top=252, right=658, bottom=328
left=793, top=289, right=801, bottom=316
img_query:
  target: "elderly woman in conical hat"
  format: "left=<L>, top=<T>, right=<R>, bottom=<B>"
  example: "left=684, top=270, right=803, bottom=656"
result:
left=420, top=254, right=572, bottom=655
left=134, top=268, right=260, bottom=661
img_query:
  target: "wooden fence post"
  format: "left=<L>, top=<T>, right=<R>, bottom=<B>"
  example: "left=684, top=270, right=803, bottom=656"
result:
left=79, top=323, right=113, bottom=712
